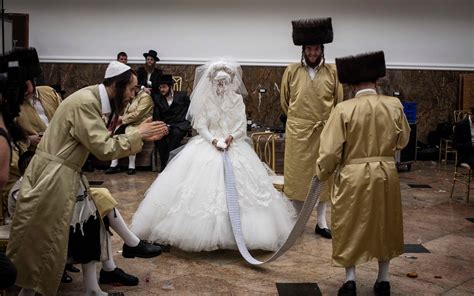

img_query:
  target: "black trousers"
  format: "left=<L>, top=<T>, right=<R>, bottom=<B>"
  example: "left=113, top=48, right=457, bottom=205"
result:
left=155, top=127, right=187, bottom=170
left=0, top=251, right=16, bottom=289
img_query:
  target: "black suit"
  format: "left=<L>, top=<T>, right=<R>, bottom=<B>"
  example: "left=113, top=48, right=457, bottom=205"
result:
left=153, top=91, right=191, bottom=170
left=137, top=67, right=163, bottom=95
left=453, top=117, right=474, bottom=167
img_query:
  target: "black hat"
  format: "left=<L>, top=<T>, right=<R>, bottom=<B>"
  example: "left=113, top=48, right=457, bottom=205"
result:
left=292, top=18, right=333, bottom=46
left=157, top=74, right=174, bottom=85
left=143, top=50, right=160, bottom=62
left=335, top=51, right=386, bottom=84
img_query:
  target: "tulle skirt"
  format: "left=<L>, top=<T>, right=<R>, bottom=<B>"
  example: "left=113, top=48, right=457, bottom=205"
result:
left=131, top=136, right=296, bottom=252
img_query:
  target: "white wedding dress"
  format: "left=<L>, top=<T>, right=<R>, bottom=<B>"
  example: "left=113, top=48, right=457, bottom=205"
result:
left=131, top=61, right=296, bottom=252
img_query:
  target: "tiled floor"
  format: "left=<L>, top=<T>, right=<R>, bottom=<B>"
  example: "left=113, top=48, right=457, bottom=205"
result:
left=35, top=161, right=474, bottom=295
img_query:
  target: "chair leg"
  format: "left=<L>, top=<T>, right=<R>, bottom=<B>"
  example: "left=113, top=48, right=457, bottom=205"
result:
left=450, top=172, right=457, bottom=199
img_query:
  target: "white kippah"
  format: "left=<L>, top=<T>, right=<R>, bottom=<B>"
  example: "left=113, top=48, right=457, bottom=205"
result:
left=104, top=61, right=131, bottom=79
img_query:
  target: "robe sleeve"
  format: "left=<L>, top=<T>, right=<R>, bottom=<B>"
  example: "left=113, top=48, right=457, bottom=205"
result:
left=70, top=103, right=143, bottom=161
left=316, top=105, right=346, bottom=181
left=280, top=67, right=291, bottom=115
left=396, top=106, right=411, bottom=150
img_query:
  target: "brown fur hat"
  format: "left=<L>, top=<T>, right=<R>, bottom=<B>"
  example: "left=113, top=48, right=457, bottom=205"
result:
left=292, top=18, right=333, bottom=45
left=335, top=51, right=386, bottom=84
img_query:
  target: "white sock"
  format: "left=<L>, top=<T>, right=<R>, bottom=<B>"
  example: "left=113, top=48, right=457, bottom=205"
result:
left=107, top=208, right=140, bottom=247
left=82, top=261, right=107, bottom=296
left=110, top=159, right=119, bottom=167
left=128, top=155, right=136, bottom=169
left=316, top=202, right=329, bottom=229
left=19, top=288, right=36, bottom=296
left=345, top=266, right=356, bottom=282
left=377, top=260, right=390, bottom=282
left=291, top=200, right=303, bottom=214
left=102, top=234, right=117, bottom=272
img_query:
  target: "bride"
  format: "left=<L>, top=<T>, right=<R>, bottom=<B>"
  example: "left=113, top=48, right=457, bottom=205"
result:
left=131, top=58, right=296, bottom=252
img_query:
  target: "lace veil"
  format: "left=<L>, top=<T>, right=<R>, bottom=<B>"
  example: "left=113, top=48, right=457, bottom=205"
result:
left=186, top=58, right=247, bottom=128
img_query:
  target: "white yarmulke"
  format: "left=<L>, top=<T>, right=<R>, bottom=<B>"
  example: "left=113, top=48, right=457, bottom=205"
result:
left=104, top=61, right=131, bottom=79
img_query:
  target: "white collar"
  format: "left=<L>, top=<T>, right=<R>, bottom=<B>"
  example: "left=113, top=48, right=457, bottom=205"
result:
left=469, top=115, right=473, bottom=127
left=98, top=84, right=112, bottom=115
left=355, top=88, right=377, bottom=97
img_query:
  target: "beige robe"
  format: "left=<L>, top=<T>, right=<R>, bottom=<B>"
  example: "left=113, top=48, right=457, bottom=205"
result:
left=281, top=63, right=343, bottom=201
left=16, top=86, right=62, bottom=138
left=7, top=85, right=143, bottom=296
left=121, top=90, right=153, bottom=129
left=316, top=92, right=411, bottom=267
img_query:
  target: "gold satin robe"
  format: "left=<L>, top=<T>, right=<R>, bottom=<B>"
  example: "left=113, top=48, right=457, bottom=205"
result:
left=281, top=63, right=343, bottom=201
left=16, top=86, right=62, bottom=139
left=316, top=92, right=411, bottom=267
left=122, top=90, right=154, bottom=131
left=7, top=85, right=143, bottom=296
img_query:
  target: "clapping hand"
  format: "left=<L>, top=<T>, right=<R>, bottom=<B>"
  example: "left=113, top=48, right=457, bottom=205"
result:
left=138, top=117, right=169, bottom=142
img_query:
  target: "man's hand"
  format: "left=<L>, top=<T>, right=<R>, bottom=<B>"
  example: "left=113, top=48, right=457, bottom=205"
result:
left=28, top=134, right=42, bottom=145
left=144, top=87, right=152, bottom=95
left=138, top=117, right=168, bottom=142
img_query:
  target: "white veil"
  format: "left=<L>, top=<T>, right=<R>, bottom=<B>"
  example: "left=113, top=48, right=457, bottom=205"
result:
left=186, top=57, right=247, bottom=128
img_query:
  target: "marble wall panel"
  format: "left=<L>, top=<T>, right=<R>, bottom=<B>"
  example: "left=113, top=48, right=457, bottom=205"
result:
left=39, top=62, right=472, bottom=143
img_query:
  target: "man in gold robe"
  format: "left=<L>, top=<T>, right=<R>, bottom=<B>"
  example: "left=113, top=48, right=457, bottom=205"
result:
left=7, top=61, right=168, bottom=296
left=16, top=84, right=62, bottom=150
left=316, top=51, right=410, bottom=296
left=281, top=18, right=343, bottom=238
left=106, top=89, right=154, bottom=175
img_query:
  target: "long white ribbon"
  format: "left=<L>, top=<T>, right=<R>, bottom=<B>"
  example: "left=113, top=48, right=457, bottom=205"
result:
left=223, top=151, right=324, bottom=265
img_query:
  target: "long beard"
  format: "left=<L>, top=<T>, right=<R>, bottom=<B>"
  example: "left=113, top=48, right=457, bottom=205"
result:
left=145, top=64, right=155, bottom=73
left=111, top=90, right=125, bottom=116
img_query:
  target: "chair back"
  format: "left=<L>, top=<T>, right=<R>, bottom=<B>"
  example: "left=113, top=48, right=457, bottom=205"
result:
left=251, top=132, right=276, bottom=172
left=454, top=110, right=471, bottom=122
left=172, top=76, right=183, bottom=92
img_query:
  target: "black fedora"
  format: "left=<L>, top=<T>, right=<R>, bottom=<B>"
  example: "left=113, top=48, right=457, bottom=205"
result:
left=143, top=50, right=160, bottom=62
left=157, top=74, right=174, bottom=85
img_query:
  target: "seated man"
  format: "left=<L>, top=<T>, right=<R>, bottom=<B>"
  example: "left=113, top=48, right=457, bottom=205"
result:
left=453, top=108, right=474, bottom=168
left=106, top=89, right=154, bottom=175
left=153, top=74, right=191, bottom=171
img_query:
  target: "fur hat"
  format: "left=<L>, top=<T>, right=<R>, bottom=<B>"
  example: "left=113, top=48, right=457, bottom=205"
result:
left=335, top=51, right=386, bottom=84
left=292, top=18, right=333, bottom=46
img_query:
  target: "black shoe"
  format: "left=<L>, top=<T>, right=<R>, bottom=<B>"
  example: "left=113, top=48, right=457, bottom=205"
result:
left=127, top=168, right=136, bottom=175
left=122, top=240, right=162, bottom=258
left=338, top=281, right=356, bottom=296
left=108, top=293, right=124, bottom=296
left=105, top=166, right=121, bottom=174
left=153, top=242, right=171, bottom=252
left=65, top=263, right=80, bottom=273
left=315, top=225, right=332, bottom=239
left=374, top=281, right=390, bottom=296
left=61, top=271, right=73, bottom=283
left=99, top=267, right=139, bottom=286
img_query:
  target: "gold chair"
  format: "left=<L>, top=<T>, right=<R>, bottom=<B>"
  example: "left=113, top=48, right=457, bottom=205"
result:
left=172, top=76, right=182, bottom=92
left=454, top=110, right=471, bottom=123
left=439, top=138, right=457, bottom=164
left=450, top=163, right=472, bottom=203
left=250, top=132, right=284, bottom=192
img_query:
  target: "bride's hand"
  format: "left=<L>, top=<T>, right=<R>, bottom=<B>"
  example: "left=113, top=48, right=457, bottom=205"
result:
left=212, top=139, right=224, bottom=152
left=224, top=135, right=233, bottom=149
